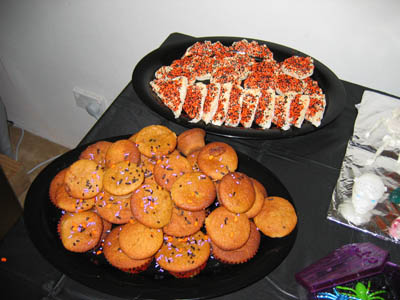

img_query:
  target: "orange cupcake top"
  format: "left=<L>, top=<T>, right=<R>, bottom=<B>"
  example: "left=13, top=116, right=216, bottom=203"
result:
left=55, top=184, right=96, bottom=212
left=119, top=221, right=164, bottom=260
left=218, top=172, right=255, bottom=213
left=170, top=172, right=216, bottom=211
left=135, top=125, right=177, bottom=159
left=211, top=221, right=260, bottom=264
left=253, top=196, right=297, bottom=238
left=95, top=190, right=134, bottom=224
left=153, top=151, right=192, bottom=191
left=105, top=139, right=141, bottom=168
left=163, top=206, right=206, bottom=237
left=79, top=141, right=112, bottom=168
left=58, top=211, right=103, bottom=253
left=64, top=159, right=104, bottom=199
left=205, top=206, right=250, bottom=250
left=197, top=142, right=238, bottom=181
left=103, top=226, right=153, bottom=272
left=130, top=183, right=173, bottom=228
left=155, top=231, right=210, bottom=274
left=103, top=161, right=144, bottom=196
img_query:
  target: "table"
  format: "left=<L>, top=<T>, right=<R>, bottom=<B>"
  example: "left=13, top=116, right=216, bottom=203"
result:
left=1, top=32, right=399, bottom=300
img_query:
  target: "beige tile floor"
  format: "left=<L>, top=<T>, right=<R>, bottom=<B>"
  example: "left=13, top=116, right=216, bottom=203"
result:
left=8, top=125, right=70, bottom=206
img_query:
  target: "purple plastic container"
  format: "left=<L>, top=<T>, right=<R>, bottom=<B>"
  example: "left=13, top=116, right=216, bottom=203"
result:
left=295, top=242, right=400, bottom=298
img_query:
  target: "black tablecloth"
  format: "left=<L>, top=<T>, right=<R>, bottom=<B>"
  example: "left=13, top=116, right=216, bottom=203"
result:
left=1, top=32, right=399, bottom=300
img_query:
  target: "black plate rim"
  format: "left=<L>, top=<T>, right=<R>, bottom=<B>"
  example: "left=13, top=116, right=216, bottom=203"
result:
left=132, top=35, right=346, bottom=140
left=23, top=135, right=297, bottom=299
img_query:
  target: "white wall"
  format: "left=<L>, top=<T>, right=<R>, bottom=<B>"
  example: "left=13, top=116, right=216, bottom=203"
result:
left=1, top=0, right=399, bottom=148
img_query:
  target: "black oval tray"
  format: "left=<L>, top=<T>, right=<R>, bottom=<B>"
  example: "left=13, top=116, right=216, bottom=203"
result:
left=24, top=135, right=297, bottom=299
left=132, top=36, right=346, bottom=139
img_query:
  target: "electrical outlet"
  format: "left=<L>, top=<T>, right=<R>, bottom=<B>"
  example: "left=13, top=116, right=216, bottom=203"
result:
left=73, top=87, right=107, bottom=119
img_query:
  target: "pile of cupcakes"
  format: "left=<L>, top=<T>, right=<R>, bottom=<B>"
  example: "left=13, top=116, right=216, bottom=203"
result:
left=49, top=124, right=297, bottom=278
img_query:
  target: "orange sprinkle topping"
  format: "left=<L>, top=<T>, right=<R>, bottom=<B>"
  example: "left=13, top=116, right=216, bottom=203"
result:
left=182, top=84, right=204, bottom=119
left=151, top=40, right=324, bottom=130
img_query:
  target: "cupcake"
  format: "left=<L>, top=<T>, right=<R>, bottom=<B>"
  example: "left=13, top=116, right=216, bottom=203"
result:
left=197, top=142, right=238, bottom=181
left=105, top=139, right=141, bottom=168
left=253, top=196, right=297, bottom=238
left=58, top=211, right=103, bottom=253
left=130, top=182, right=173, bottom=229
left=79, top=141, right=112, bottom=168
left=64, top=159, right=104, bottom=199
left=155, top=231, right=210, bottom=278
left=153, top=151, right=192, bottom=191
left=177, top=128, right=206, bottom=156
left=95, top=190, right=134, bottom=224
left=103, top=226, right=152, bottom=273
left=118, top=221, right=164, bottom=260
left=55, top=184, right=96, bottom=212
left=211, top=221, right=260, bottom=264
left=205, top=206, right=250, bottom=250
left=170, top=172, right=216, bottom=211
left=217, top=172, right=255, bottom=213
left=103, top=161, right=144, bottom=196
left=163, top=206, right=206, bottom=237
left=135, top=125, right=177, bottom=159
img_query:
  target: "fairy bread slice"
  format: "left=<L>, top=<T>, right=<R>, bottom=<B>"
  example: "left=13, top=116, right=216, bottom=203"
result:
left=150, top=76, right=188, bottom=119
left=240, top=88, right=261, bottom=128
